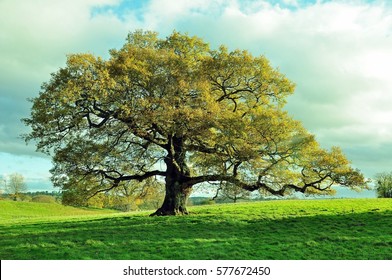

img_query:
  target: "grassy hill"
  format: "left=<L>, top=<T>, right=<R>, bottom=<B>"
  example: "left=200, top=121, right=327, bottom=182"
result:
left=0, top=200, right=118, bottom=223
left=0, top=198, right=391, bottom=259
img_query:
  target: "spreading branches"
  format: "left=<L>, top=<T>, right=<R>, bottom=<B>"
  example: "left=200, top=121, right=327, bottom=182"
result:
left=23, top=30, right=366, bottom=212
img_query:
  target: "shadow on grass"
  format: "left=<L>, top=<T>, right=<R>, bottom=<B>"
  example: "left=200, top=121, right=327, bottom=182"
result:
left=0, top=210, right=391, bottom=260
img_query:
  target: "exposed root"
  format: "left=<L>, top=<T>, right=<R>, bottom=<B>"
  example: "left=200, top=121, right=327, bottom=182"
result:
left=150, top=207, right=189, bottom=216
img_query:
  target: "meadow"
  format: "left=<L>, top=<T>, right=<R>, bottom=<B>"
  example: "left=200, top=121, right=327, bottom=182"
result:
left=0, top=198, right=391, bottom=260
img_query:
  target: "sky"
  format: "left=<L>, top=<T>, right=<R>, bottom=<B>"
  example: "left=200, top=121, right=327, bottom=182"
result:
left=0, top=0, right=391, bottom=196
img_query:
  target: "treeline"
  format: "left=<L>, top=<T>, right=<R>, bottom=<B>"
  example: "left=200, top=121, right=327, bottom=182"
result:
left=0, top=189, right=262, bottom=211
left=0, top=191, right=61, bottom=203
left=3, top=170, right=389, bottom=212
left=0, top=172, right=295, bottom=211
left=0, top=190, right=163, bottom=211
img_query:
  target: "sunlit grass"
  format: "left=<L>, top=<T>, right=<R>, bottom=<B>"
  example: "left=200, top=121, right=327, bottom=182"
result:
left=0, top=200, right=120, bottom=224
left=0, top=199, right=391, bottom=259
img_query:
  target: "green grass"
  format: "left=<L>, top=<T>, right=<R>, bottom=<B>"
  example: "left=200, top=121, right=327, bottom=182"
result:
left=0, top=200, right=117, bottom=223
left=0, top=198, right=391, bottom=260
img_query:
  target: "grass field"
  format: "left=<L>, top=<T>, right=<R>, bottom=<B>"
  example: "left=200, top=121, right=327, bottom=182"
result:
left=0, top=198, right=391, bottom=260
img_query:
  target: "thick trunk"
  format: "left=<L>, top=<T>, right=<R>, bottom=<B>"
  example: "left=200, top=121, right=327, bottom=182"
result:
left=150, top=180, right=191, bottom=216
left=150, top=135, right=192, bottom=216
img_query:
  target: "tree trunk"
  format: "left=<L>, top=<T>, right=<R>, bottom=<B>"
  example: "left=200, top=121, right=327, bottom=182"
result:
left=150, top=180, right=191, bottom=216
left=150, top=135, right=192, bottom=216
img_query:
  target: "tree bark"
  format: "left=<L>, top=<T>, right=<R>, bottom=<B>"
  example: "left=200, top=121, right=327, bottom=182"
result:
left=150, top=179, right=191, bottom=216
left=150, top=135, right=192, bottom=216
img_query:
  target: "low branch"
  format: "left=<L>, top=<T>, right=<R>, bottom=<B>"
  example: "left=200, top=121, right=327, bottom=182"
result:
left=101, top=169, right=166, bottom=182
left=87, top=179, right=120, bottom=199
left=86, top=169, right=166, bottom=199
left=185, top=171, right=337, bottom=196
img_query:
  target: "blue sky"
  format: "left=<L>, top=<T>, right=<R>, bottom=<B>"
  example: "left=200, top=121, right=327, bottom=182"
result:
left=0, top=0, right=391, bottom=196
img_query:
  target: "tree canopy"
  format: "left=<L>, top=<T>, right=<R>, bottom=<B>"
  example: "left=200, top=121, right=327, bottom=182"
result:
left=24, top=30, right=366, bottom=215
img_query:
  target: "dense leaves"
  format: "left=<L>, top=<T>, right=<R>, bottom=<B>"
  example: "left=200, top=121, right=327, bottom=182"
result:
left=375, top=172, right=392, bottom=198
left=24, top=30, right=366, bottom=215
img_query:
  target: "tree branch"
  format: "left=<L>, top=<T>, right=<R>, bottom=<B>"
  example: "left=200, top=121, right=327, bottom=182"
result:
left=185, top=170, right=338, bottom=196
left=86, top=169, right=166, bottom=199
left=100, top=169, right=166, bottom=182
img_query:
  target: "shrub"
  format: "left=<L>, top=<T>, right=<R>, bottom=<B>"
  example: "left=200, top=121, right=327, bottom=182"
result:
left=32, top=195, right=56, bottom=203
left=375, top=172, right=392, bottom=198
left=200, top=199, right=216, bottom=205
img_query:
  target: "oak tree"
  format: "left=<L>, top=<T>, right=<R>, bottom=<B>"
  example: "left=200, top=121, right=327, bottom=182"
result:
left=24, top=30, right=366, bottom=215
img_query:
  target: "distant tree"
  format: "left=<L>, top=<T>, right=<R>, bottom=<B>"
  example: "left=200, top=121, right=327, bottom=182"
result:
left=86, top=193, right=107, bottom=208
left=24, top=30, right=367, bottom=216
left=375, top=172, right=392, bottom=198
left=5, top=173, right=27, bottom=201
left=104, top=177, right=164, bottom=211
left=137, top=178, right=165, bottom=210
left=60, top=175, right=164, bottom=211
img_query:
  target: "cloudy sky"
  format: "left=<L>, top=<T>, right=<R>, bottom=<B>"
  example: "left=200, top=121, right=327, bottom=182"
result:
left=0, top=0, right=391, bottom=194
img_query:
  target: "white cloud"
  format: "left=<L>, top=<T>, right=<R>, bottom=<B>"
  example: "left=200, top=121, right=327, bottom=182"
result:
left=0, top=0, right=131, bottom=156
left=282, top=0, right=298, bottom=6
left=0, top=0, right=128, bottom=96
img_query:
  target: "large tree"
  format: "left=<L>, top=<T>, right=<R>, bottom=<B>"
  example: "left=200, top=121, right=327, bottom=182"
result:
left=24, top=31, right=366, bottom=215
